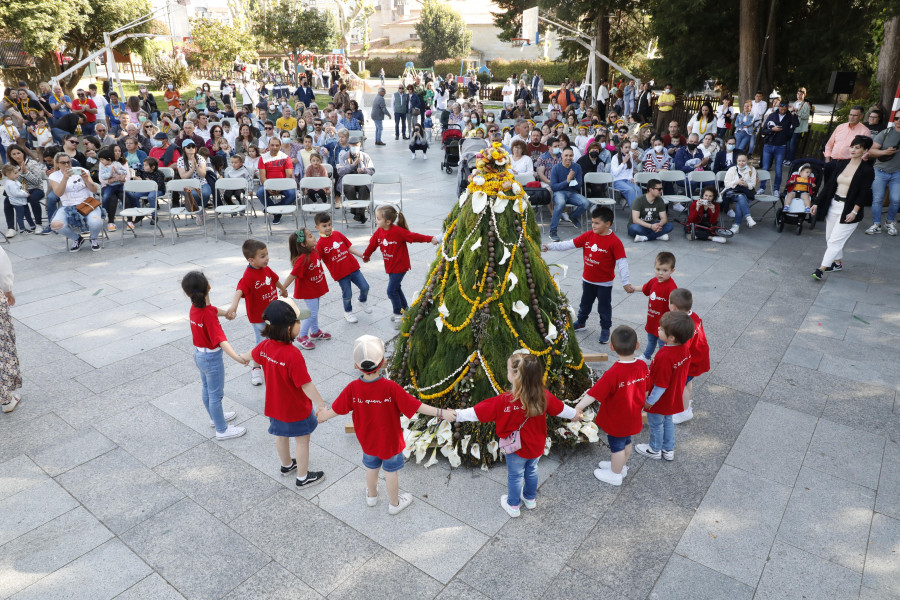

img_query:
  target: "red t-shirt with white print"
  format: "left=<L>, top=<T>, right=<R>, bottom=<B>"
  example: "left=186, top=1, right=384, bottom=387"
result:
left=572, top=231, right=626, bottom=283
left=237, top=266, right=280, bottom=323
left=587, top=359, right=650, bottom=437
left=189, top=305, right=227, bottom=350
left=316, top=231, right=360, bottom=281
left=331, top=377, right=422, bottom=459
left=645, top=343, right=691, bottom=415
left=290, top=251, right=329, bottom=300
left=642, top=277, right=678, bottom=335
left=473, top=390, right=566, bottom=459
left=363, top=225, right=434, bottom=274
left=252, top=339, right=314, bottom=422
left=687, top=311, right=710, bottom=377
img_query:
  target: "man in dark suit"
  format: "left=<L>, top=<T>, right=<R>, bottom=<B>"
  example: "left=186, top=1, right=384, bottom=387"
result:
left=636, top=82, right=653, bottom=122
left=713, top=136, right=738, bottom=172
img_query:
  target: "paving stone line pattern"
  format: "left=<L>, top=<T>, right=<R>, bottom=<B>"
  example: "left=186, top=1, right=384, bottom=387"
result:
left=0, top=114, right=898, bottom=599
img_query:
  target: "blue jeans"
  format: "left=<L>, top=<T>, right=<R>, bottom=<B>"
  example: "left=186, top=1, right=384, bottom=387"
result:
left=81, top=122, right=96, bottom=136
left=725, top=192, right=751, bottom=225
left=643, top=333, right=661, bottom=360
left=749, top=128, right=759, bottom=154
left=11, top=203, right=34, bottom=230
left=734, top=131, right=752, bottom=152
left=374, top=119, right=384, bottom=143
left=647, top=412, right=675, bottom=452
left=362, top=451, right=405, bottom=472
left=299, top=297, right=320, bottom=337
left=613, top=180, right=639, bottom=207
left=549, top=190, right=590, bottom=233
left=387, top=272, right=408, bottom=315
left=251, top=321, right=265, bottom=345
left=52, top=206, right=102, bottom=241
left=257, top=185, right=296, bottom=207
left=46, top=192, right=60, bottom=224
left=51, top=127, right=72, bottom=145
left=395, top=114, right=407, bottom=137
left=627, top=222, right=673, bottom=240
left=337, top=269, right=369, bottom=313
left=786, top=131, right=803, bottom=163
left=505, top=452, right=539, bottom=507
left=577, top=281, right=612, bottom=330
left=761, top=144, right=786, bottom=192
left=194, top=349, right=227, bottom=433
left=872, top=169, right=900, bottom=225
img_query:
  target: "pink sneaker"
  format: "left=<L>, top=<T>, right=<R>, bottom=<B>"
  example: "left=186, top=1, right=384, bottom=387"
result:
left=309, top=330, right=332, bottom=341
left=296, top=337, right=316, bottom=350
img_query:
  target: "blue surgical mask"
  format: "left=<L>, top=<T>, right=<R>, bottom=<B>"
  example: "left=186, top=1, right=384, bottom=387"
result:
left=726, top=143, right=735, bottom=151
left=552, top=147, right=561, bottom=155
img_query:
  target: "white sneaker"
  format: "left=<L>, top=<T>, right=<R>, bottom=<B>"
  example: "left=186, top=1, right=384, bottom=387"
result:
left=597, top=462, right=628, bottom=477
left=411, top=152, right=416, bottom=160
left=250, top=367, right=263, bottom=386
left=361, top=301, right=373, bottom=314
left=730, top=224, right=740, bottom=234
left=388, top=492, right=413, bottom=515
left=888, top=223, right=898, bottom=236
left=4, top=228, right=15, bottom=239
left=671, top=203, right=685, bottom=213
left=210, top=411, right=237, bottom=427
left=366, top=491, right=378, bottom=507
left=522, top=497, right=537, bottom=510
left=658, top=234, right=669, bottom=241
left=672, top=407, right=694, bottom=424
left=422, top=154, right=428, bottom=161
left=561, top=212, right=571, bottom=223
left=634, top=443, right=661, bottom=460
left=727, top=209, right=735, bottom=218
left=391, top=314, right=405, bottom=322
left=345, top=312, right=358, bottom=323
left=865, top=223, right=882, bottom=234
left=662, top=449, right=675, bottom=461
left=500, top=494, right=520, bottom=517
left=634, top=235, right=648, bottom=243
left=215, top=425, right=246, bottom=440
left=746, top=216, right=757, bottom=228
left=711, top=236, right=727, bottom=244
left=594, top=467, right=623, bottom=486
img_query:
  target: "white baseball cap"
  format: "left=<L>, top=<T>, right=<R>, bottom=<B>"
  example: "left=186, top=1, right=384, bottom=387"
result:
left=353, top=335, right=385, bottom=373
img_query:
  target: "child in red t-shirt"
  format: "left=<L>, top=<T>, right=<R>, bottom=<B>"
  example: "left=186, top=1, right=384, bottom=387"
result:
left=313, top=212, right=370, bottom=323
left=226, top=239, right=288, bottom=386
left=362, top=206, right=439, bottom=326
left=181, top=271, right=248, bottom=440
left=669, top=288, right=709, bottom=425
left=574, top=325, right=649, bottom=486
left=240, top=300, right=329, bottom=488
left=456, top=353, right=576, bottom=518
left=318, top=335, right=451, bottom=515
left=542, top=206, right=636, bottom=344
left=282, top=229, right=331, bottom=351
left=635, top=311, right=695, bottom=461
left=641, top=251, right=677, bottom=361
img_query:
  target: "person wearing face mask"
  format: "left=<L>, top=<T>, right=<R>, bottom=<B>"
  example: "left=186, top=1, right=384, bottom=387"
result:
left=336, top=140, right=375, bottom=223
left=138, top=86, right=158, bottom=124
left=656, top=84, right=676, bottom=133
left=610, top=139, right=640, bottom=208
left=164, top=82, right=181, bottom=111
left=536, top=138, right=565, bottom=190
left=149, top=132, right=180, bottom=167
left=643, top=140, right=672, bottom=173
left=674, top=133, right=710, bottom=175
left=714, top=137, right=738, bottom=172
left=577, top=142, right=610, bottom=180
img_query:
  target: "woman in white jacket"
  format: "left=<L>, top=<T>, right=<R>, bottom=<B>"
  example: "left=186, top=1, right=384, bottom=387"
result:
left=610, top=139, right=640, bottom=207
left=722, top=152, right=758, bottom=233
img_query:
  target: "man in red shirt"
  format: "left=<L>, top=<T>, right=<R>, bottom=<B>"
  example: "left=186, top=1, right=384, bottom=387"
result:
left=256, top=137, right=296, bottom=225
left=71, top=88, right=98, bottom=135
left=148, top=132, right=180, bottom=167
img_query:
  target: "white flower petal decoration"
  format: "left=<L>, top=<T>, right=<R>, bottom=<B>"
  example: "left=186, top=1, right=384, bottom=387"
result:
left=493, top=198, right=509, bottom=213
left=438, top=302, right=450, bottom=317
left=487, top=440, right=499, bottom=461
left=434, top=317, right=443, bottom=332
left=581, top=422, right=600, bottom=443
left=568, top=306, right=577, bottom=322
left=557, top=427, right=570, bottom=438
left=499, top=246, right=511, bottom=265
left=470, top=443, right=480, bottom=459
left=549, top=263, right=568, bottom=280
left=567, top=421, right=583, bottom=436
left=512, top=348, right=530, bottom=355
left=481, top=463, right=490, bottom=471
left=512, top=182, right=522, bottom=194
left=473, top=175, right=485, bottom=186
left=400, top=415, right=410, bottom=430
left=461, top=434, right=471, bottom=454
left=471, top=191, right=488, bottom=213
left=440, top=442, right=452, bottom=457
left=512, top=198, right=524, bottom=213
left=470, top=237, right=482, bottom=251
left=507, top=272, right=518, bottom=292
left=512, top=300, right=529, bottom=318
left=459, top=191, right=468, bottom=206
left=545, top=322, right=558, bottom=342
left=436, top=420, right=453, bottom=445
left=424, top=446, right=439, bottom=468
left=544, top=438, right=552, bottom=455
left=448, top=445, right=461, bottom=468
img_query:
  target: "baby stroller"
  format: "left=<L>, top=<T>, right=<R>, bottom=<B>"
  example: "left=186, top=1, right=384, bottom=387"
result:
left=774, top=158, right=823, bottom=235
left=441, top=125, right=463, bottom=174
left=456, top=138, right=490, bottom=196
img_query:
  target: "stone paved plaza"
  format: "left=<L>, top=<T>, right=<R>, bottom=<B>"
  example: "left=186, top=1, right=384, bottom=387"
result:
left=1, top=127, right=899, bottom=600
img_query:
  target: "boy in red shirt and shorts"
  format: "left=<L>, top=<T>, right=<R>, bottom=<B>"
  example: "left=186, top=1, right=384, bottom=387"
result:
left=317, top=336, right=453, bottom=515
left=640, top=251, right=678, bottom=361
left=226, top=239, right=288, bottom=386
left=574, top=325, right=649, bottom=486
left=669, top=288, right=709, bottom=424
left=635, top=311, right=694, bottom=461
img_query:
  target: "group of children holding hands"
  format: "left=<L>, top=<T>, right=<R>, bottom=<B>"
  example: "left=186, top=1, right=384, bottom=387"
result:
left=182, top=202, right=710, bottom=517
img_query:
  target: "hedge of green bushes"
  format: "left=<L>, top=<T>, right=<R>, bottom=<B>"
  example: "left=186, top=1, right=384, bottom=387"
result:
left=364, top=56, right=577, bottom=86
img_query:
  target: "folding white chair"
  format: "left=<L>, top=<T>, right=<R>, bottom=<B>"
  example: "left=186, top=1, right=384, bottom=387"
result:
left=715, top=170, right=728, bottom=195
left=166, top=179, right=206, bottom=244
left=213, top=178, right=252, bottom=241
left=340, top=173, right=375, bottom=230
left=633, top=171, right=657, bottom=195
left=688, top=171, right=718, bottom=200
left=372, top=173, right=403, bottom=212
left=261, top=178, right=299, bottom=242
left=659, top=170, right=691, bottom=212
left=298, top=176, right=334, bottom=228
left=584, top=172, right=617, bottom=231
left=754, top=170, right=779, bottom=219
left=120, top=180, right=164, bottom=245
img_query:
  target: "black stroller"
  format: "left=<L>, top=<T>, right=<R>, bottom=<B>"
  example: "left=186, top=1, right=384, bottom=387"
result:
left=441, top=125, right=463, bottom=174
left=773, top=157, right=823, bottom=235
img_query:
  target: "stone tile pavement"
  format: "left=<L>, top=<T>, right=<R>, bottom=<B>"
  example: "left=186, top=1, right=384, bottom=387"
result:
left=1, top=127, right=899, bottom=598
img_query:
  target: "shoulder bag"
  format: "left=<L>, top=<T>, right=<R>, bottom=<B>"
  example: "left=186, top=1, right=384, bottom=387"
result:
left=499, top=417, right=529, bottom=455
left=75, top=196, right=101, bottom=216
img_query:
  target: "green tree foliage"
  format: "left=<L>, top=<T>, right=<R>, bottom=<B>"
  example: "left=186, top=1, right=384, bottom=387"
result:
left=253, top=0, right=339, bottom=55
left=189, top=16, right=258, bottom=70
left=415, top=0, right=472, bottom=66
left=0, top=0, right=155, bottom=88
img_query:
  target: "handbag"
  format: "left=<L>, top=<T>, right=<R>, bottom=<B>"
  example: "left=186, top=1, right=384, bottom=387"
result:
left=182, top=187, right=201, bottom=212
left=75, top=196, right=101, bottom=216
left=499, top=417, right=529, bottom=455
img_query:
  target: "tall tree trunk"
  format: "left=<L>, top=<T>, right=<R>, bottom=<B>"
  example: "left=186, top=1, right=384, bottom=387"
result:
left=738, top=0, right=761, bottom=103
left=876, top=14, right=900, bottom=115
left=597, top=14, right=609, bottom=84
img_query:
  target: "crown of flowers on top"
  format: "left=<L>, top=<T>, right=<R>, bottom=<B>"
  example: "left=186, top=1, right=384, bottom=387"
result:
left=475, top=142, right=510, bottom=171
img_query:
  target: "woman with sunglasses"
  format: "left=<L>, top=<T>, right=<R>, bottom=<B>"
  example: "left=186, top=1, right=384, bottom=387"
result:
left=48, top=153, right=102, bottom=252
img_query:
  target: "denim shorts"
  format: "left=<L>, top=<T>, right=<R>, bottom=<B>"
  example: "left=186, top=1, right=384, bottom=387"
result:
left=608, top=434, right=632, bottom=453
left=268, top=410, right=318, bottom=437
left=251, top=321, right=265, bottom=345
left=362, top=451, right=405, bottom=473
left=686, top=375, right=694, bottom=384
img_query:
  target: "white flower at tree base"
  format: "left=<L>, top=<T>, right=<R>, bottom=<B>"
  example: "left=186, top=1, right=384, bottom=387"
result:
left=435, top=317, right=444, bottom=332
left=507, top=272, right=518, bottom=292
left=471, top=191, right=488, bottom=213
left=493, top=198, right=509, bottom=213
left=512, top=300, right=529, bottom=318
left=470, top=237, right=482, bottom=251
